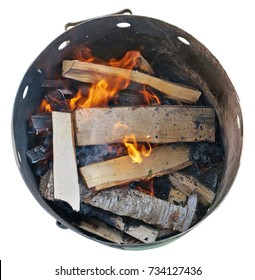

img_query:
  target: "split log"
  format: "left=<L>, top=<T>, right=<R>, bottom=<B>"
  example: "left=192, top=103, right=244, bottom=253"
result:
left=80, top=144, right=192, bottom=191
left=168, top=189, right=187, bottom=204
left=175, top=194, right=198, bottom=232
left=39, top=169, right=54, bottom=201
left=52, top=111, right=80, bottom=211
left=62, top=60, right=201, bottom=103
left=169, top=172, right=215, bottom=206
left=86, top=188, right=196, bottom=230
left=77, top=217, right=140, bottom=244
left=75, top=106, right=215, bottom=146
left=80, top=204, right=159, bottom=243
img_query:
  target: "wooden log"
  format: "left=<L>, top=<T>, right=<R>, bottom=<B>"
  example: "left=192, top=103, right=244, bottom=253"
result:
left=80, top=204, right=159, bottom=243
left=80, top=144, right=192, bottom=191
left=168, top=172, right=215, bottom=206
left=87, top=188, right=196, bottom=231
left=39, top=169, right=54, bottom=201
left=175, top=194, right=198, bottom=232
left=168, top=189, right=187, bottom=204
left=75, top=106, right=215, bottom=146
left=77, top=217, right=140, bottom=244
left=87, top=188, right=183, bottom=229
left=62, top=60, right=201, bottom=103
left=52, top=111, right=80, bottom=211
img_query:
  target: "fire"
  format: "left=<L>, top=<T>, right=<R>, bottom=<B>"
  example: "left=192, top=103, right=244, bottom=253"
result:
left=39, top=49, right=161, bottom=113
left=39, top=99, right=52, bottom=113
left=139, top=85, right=160, bottom=105
left=123, top=134, right=152, bottom=164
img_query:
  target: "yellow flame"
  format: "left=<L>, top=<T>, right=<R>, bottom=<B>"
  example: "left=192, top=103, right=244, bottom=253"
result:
left=123, top=134, right=142, bottom=163
left=123, top=134, right=152, bottom=163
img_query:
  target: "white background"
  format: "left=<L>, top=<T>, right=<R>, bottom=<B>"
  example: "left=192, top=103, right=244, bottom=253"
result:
left=1, top=0, right=254, bottom=279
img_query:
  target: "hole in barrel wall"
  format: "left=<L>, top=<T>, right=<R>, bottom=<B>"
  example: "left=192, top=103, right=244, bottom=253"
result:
left=236, top=115, right=241, bottom=130
left=17, top=150, right=22, bottom=169
left=22, top=85, right=29, bottom=99
left=178, top=36, right=190, bottom=45
left=58, top=40, right=70, bottom=50
left=116, top=22, right=131, bottom=28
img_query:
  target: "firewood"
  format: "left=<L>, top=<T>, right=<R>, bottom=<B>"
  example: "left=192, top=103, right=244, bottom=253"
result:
left=168, top=189, right=187, bottom=204
left=80, top=144, right=192, bottom=191
left=52, top=111, right=80, bottom=211
left=75, top=106, right=215, bottom=146
left=39, top=169, right=54, bottom=201
left=86, top=188, right=196, bottom=231
left=62, top=60, right=201, bottom=103
left=175, top=194, right=198, bottom=232
left=169, top=172, right=215, bottom=206
left=77, top=217, right=140, bottom=244
left=80, top=204, right=159, bottom=243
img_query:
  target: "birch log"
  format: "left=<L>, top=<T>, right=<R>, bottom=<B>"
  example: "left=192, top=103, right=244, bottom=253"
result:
left=87, top=188, right=197, bottom=230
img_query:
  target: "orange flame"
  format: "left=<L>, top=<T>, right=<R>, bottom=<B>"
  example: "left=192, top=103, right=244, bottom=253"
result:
left=39, top=99, right=52, bottom=113
left=39, top=49, right=161, bottom=113
left=139, top=85, right=160, bottom=105
left=123, top=134, right=152, bottom=164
